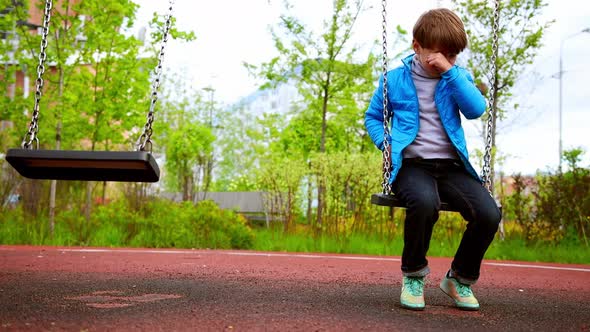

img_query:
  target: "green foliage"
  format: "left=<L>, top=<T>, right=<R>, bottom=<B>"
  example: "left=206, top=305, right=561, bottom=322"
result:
left=165, top=122, right=215, bottom=199
left=429, top=212, right=467, bottom=255
left=499, top=149, right=590, bottom=246
left=504, top=173, right=534, bottom=225
left=246, top=0, right=377, bottom=154
left=1, top=0, right=196, bottom=153
left=55, top=207, right=89, bottom=243
left=148, top=12, right=196, bottom=44
left=156, top=73, right=219, bottom=197
left=0, top=206, right=76, bottom=245
left=86, top=201, right=136, bottom=246
left=0, top=209, right=27, bottom=244
left=309, top=151, right=384, bottom=234
left=452, top=0, right=552, bottom=117
left=531, top=149, right=590, bottom=245
left=237, top=0, right=415, bottom=233
left=2, top=0, right=586, bottom=267
left=452, top=0, right=553, bottom=178
left=68, top=0, right=152, bottom=150
left=1, top=0, right=199, bottom=228
left=0, top=198, right=254, bottom=250
left=131, top=199, right=255, bottom=249
left=254, top=151, right=388, bottom=234
left=214, top=105, right=288, bottom=191
left=256, top=155, right=308, bottom=233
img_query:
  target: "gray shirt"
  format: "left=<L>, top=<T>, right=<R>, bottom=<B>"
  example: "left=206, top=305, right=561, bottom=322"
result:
left=403, top=56, right=458, bottom=160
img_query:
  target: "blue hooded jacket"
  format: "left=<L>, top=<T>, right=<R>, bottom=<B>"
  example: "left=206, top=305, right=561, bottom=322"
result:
left=365, top=54, right=486, bottom=184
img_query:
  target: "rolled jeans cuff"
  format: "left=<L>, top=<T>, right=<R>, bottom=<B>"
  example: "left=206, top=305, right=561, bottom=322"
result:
left=402, top=265, right=430, bottom=278
left=449, top=269, right=478, bottom=285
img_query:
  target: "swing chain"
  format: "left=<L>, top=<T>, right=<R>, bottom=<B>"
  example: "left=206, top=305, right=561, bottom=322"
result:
left=21, top=0, right=53, bottom=149
left=381, top=0, right=392, bottom=195
left=137, top=0, right=174, bottom=152
left=482, top=0, right=500, bottom=195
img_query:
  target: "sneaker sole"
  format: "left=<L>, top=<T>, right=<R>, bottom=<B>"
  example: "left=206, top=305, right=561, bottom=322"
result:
left=400, top=302, right=425, bottom=311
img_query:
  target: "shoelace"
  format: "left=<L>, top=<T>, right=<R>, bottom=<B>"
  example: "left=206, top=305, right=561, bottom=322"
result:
left=455, top=281, right=474, bottom=298
left=406, top=277, right=425, bottom=296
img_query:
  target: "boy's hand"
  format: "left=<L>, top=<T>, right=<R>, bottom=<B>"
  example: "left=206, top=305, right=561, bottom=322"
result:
left=425, top=53, right=453, bottom=73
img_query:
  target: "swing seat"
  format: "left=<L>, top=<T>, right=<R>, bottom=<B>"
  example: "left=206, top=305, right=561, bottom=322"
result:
left=5, top=148, right=160, bottom=182
left=370, top=193, right=458, bottom=212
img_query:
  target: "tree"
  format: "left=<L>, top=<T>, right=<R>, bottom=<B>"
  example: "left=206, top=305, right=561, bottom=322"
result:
left=246, top=0, right=375, bottom=228
left=214, top=103, right=285, bottom=192
left=0, top=0, right=194, bottom=229
left=158, top=73, right=215, bottom=201
left=452, top=0, right=553, bottom=184
left=0, top=0, right=96, bottom=229
left=165, top=122, right=214, bottom=202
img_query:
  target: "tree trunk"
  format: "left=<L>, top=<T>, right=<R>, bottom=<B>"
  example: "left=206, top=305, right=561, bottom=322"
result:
left=319, top=83, right=329, bottom=153
left=183, top=171, right=190, bottom=201
left=203, top=154, right=213, bottom=200
left=84, top=181, right=92, bottom=229
left=85, top=137, right=97, bottom=227
left=316, top=80, right=331, bottom=229
left=48, top=123, right=60, bottom=236
left=306, top=171, right=313, bottom=227
left=101, top=181, right=107, bottom=204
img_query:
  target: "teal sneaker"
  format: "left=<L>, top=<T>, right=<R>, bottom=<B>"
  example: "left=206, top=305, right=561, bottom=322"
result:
left=439, top=276, right=480, bottom=311
left=400, top=276, right=425, bottom=310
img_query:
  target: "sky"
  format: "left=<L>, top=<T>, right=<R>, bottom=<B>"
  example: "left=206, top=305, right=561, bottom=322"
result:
left=133, top=0, right=590, bottom=175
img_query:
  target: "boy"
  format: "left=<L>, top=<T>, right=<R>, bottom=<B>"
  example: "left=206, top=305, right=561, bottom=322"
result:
left=364, top=8, right=502, bottom=311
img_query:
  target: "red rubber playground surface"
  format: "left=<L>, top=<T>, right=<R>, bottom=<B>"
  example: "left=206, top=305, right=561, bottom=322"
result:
left=1, top=245, right=589, bottom=331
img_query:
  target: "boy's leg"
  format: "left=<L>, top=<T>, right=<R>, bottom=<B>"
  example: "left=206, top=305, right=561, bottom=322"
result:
left=394, top=160, right=442, bottom=310
left=393, top=160, right=441, bottom=277
left=438, top=164, right=502, bottom=284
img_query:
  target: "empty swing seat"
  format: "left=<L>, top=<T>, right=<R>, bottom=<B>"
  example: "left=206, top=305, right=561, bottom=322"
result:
left=6, top=149, right=160, bottom=182
left=370, top=193, right=458, bottom=212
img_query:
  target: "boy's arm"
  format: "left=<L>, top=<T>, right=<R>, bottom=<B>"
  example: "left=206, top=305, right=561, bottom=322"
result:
left=365, top=77, right=389, bottom=151
left=441, top=66, right=487, bottom=119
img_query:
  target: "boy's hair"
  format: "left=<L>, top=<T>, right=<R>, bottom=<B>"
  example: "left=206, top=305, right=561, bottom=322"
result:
left=413, top=8, right=467, bottom=54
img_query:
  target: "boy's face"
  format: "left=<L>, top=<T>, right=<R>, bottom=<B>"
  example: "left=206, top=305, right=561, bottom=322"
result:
left=412, top=40, right=458, bottom=77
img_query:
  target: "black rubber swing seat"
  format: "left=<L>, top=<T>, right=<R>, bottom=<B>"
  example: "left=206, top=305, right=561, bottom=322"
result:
left=6, top=148, right=160, bottom=182
left=370, top=193, right=459, bottom=212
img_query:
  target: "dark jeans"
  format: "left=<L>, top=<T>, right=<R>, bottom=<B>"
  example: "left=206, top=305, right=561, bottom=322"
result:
left=393, top=158, right=502, bottom=284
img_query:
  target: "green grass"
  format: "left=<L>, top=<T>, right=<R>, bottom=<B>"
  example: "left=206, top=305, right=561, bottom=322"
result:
left=252, top=229, right=404, bottom=256
left=252, top=228, right=590, bottom=265
left=2, top=207, right=588, bottom=264
left=484, top=238, right=590, bottom=264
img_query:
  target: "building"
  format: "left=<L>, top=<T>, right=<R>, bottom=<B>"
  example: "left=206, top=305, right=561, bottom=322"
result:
left=235, top=63, right=305, bottom=120
left=1, top=1, right=40, bottom=104
left=238, top=81, right=300, bottom=118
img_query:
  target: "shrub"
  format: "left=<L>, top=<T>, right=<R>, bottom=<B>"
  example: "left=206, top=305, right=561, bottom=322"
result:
left=127, top=199, right=255, bottom=249
left=532, top=149, right=590, bottom=245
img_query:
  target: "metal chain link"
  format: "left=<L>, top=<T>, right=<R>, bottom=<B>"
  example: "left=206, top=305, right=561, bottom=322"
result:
left=381, top=0, right=392, bottom=195
left=136, top=0, right=174, bottom=152
left=21, top=0, right=52, bottom=149
left=482, top=0, right=500, bottom=195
